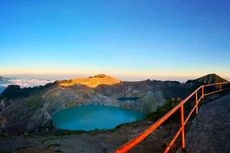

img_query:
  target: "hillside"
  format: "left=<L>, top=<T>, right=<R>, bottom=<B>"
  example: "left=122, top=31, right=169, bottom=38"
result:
left=59, top=74, right=121, bottom=88
left=197, top=73, right=227, bottom=83
left=186, top=73, right=227, bottom=88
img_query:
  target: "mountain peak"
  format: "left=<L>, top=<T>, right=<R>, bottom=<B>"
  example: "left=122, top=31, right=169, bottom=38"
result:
left=196, top=73, right=227, bottom=84
left=59, top=74, right=121, bottom=88
left=89, top=74, right=107, bottom=78
left=186, top=73, right=227, bottom=85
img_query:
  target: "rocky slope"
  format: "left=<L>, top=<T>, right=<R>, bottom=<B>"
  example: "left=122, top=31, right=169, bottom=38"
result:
left=0, top=74, right=227, bottom=135
left=186, top=73, right=227, bottom=88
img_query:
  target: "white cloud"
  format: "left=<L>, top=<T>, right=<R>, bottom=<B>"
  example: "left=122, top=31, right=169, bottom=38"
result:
left=0, top=78, right=54, bottom=88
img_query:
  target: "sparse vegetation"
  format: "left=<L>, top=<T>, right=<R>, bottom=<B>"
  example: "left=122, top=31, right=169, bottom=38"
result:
left=117, top=97, right=139, bottom=102
left=145, top=99, right=181, bottom=122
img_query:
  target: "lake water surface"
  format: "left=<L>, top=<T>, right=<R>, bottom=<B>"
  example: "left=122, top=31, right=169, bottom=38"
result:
left=53, top=104, right=144, bottom=131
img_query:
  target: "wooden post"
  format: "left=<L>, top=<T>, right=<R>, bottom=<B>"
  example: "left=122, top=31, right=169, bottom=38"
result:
left=195, top=91, right=198, bottom=114
left=181, top=104, right=186, bottom=150
left=202, top=86, right=205, bottom=99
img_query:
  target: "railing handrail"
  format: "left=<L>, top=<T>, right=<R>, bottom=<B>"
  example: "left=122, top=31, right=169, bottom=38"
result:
left=115, top=81, right=229, bottom=153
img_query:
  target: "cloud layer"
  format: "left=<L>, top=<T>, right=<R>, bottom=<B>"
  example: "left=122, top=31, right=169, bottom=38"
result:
left=0, top=78, right=54, bottom=88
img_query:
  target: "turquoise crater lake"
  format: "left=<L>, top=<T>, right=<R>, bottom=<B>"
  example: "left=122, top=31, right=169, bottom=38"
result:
left=53, top=104, right=144, bottom=131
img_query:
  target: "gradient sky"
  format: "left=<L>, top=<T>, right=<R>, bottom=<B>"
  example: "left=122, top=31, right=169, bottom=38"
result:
left=0, top=0, right=230, bottom=81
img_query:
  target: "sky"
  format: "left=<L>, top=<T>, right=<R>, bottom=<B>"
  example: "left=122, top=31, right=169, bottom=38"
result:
left=0, top=0, right=230, bottom=81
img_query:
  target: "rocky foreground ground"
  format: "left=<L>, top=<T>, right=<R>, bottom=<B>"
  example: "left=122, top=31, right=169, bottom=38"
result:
left=0, top=120, right=180, bottom=153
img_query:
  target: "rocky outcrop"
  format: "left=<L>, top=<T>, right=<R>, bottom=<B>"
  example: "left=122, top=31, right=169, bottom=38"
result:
left=26, top=103, right=52, bottom=133
left=0, top=115, right=7, bottom=130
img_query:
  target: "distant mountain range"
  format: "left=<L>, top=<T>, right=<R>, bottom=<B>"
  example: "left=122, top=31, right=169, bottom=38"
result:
left=0, top=73, right=228, bottom=135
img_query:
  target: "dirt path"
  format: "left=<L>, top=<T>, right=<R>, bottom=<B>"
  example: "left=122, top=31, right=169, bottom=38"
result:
left=183, top=93, right=230, bottom=153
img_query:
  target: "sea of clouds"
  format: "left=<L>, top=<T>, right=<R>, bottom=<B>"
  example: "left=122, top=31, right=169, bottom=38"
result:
left=0, top=78, right=55, bottom=88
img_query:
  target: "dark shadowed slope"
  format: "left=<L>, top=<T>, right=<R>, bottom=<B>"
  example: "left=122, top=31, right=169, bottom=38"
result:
left=187, top=73, right=227, bottom=85
left=185, top=74, right=228, bottom=89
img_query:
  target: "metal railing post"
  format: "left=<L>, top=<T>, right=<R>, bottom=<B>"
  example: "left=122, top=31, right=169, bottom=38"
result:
left=181, top=104, right=186, bottom=150
left=202, top=86, right=205, bottom=99
left=195, top=91, right=198, bottom=114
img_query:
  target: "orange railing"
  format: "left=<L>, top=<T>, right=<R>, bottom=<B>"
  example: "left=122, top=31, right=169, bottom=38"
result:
left=115, top=82, right=230, bottom=153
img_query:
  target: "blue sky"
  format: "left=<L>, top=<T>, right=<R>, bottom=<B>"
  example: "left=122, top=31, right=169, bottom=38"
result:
left=0, top=0, right=230, bottom=81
